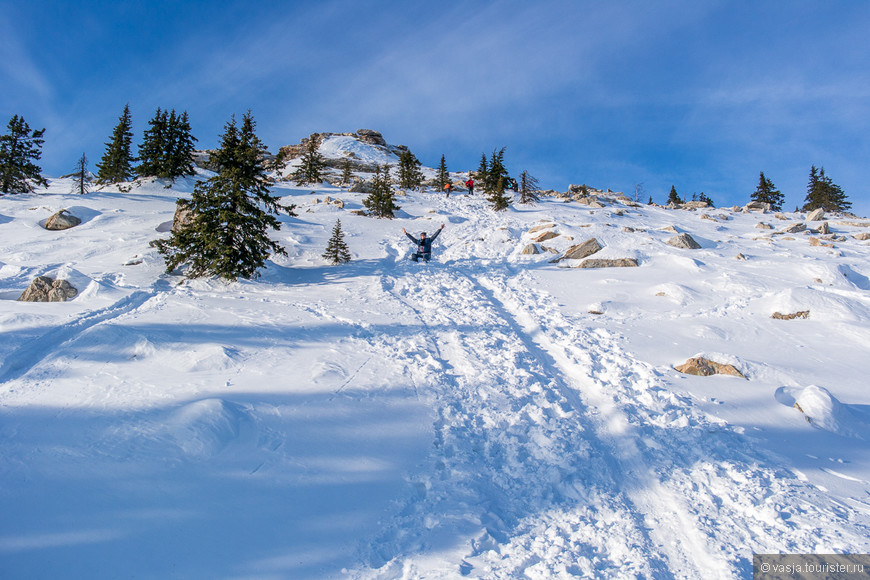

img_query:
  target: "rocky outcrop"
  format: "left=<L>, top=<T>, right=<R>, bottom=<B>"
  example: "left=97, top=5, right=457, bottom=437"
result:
left=771, top=310, right=809, bottom=320
left=18, top=276, right=78, bottom=302
left=551, top=238, right=602, bottom=262
left=578, top=258, right=638, bottom=268
left=44, top=209, right=81, bottom=230
left=781, top=223, right=807, bottom=234
left=853, top=232, right=870, bottom=241
left=755, top=222, right=773, bottom=230
left=745, top=201, right=771, bottom=212
left=675, top=357, right=745, bottom=379
left=666, top=233, right=701, bottom=249
left=528, top=223, right=555, bottom=234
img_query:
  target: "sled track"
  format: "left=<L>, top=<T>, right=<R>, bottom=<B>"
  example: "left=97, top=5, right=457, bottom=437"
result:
left=352, top=266, right=870, bottom=579
left=0, top=290, right=157, bottom=387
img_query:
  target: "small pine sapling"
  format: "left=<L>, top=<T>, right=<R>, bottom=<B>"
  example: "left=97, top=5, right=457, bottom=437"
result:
left=323, top=219, right=351, bottom=264
left=71, top=153, right=91, bottom=195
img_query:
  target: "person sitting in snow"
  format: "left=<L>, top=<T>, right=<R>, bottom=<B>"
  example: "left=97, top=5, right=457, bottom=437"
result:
left=402, top=224, right=445, bottom=262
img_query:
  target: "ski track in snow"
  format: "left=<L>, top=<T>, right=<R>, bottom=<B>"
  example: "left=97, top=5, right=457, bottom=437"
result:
left=345, top=263, right=870, bottom=579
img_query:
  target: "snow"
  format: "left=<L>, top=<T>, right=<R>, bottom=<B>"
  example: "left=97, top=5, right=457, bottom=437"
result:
left=2, top=149, right=870, bottom=579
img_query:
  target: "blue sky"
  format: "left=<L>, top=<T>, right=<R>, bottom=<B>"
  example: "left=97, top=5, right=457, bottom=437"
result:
left=2, top=0, right=868, bottom=214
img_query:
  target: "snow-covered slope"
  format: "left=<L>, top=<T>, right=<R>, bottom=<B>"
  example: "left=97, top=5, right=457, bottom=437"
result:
left=2, top=144, right=870, bottom=579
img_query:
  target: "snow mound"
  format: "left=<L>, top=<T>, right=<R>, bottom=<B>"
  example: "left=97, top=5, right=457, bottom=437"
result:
left=318, top=134, right=399, bottom=166
left=164, top=398, right=248, bottom=458
left=784, top=385, right=870, bottom=439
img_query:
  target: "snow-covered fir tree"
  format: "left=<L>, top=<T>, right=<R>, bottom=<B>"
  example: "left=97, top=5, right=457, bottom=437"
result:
left=363, top=164, right=400, bottom=218
left=96, top=104, right=135, bottom=185
left=518, top=170, right=539, bottom=204
left=152, top=111, right=295, bottom=281
left=136, top=109, right=197, bottom=180
left=803, top=165, right=850, bottom=212
left=322, top=219, right=351, bottom=264
left=293, top=138, right=326, bottom=185
left=136, top=108, right=168, bottom=178
left=397, top=150, right=423, bottom=190
left=71, top=153, right=91, bottom=195
left=750, top=171, right=783, bottom=211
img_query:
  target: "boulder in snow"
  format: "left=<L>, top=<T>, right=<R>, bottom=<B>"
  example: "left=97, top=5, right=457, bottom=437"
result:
left=675, top=357, right=745, bottom=379
left=791, top=385, right=869, bottom=439
left=852, top=232, right=870, bottom=241
left=533, top=230, right=560, bottom=243
left=528, top=223, right=555, bottom=234
left=771, top=310, right=809, bottom=320
left=552, top=238, right=602, bottom=262
left=520, top=243, right=540, bottom=255
left=18, top=276, right=78, bottom=302
left=577, top=258, right=638, bottom=268
left=806, top=208, right=826, bottom=221
left=43, top=209, right=81, bottom=230
left=781, top=222, right=807, bottom=234
left=666, top=233, right=702, bottom=249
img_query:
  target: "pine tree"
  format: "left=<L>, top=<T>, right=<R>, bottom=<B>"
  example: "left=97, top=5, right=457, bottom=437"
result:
left=397, top=150, right=423, bottom=190
left=340, top=157, right=353, bottom=186
left=96, top=104, right=135, bottom=184
left=476, top=152, right=489, bottom=183
left=152, top=111, right=295, bottom=281
left=749, top=172, right=783, bottom=211
left=484, top=147, right=509, bottom=195
left=698, top=192, right=713, bottom=207
left=322, top=219, right=351, bottom=264
left=0, top=114, right=48, bottom=194
left=363, top=164, right=400, bottom=218
left=803, top=165, right=851, bottom=212
left=647, top=196, right=653, bottom=205
left=518, top=170, right=539, bottom=204
left=137, top=108, right=169, bottom=177
left=293, top=138, right=326, bottom=185
left=71, top=153, right=91, bottom=195
left=488, top=176, right=511, bottom=211
left=435, top=155, right=449, bottom=192
left=667, top=185, right=683, bottom=205
left=165, top=110, right=197, bottom=180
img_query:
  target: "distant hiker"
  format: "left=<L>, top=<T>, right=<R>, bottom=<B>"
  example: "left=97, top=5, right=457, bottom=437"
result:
left=402, top=224, right=445, bottom=262
left=465, top=177, right=474, bottom=195
left=443, top=182, right=453, bottom=198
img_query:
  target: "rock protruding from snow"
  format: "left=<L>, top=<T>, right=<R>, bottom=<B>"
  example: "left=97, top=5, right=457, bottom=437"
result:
left=43, top=209, right=81, bottom=230
left=18, top=276, right=78, bottom=302
left=173, top=203, right=196, bottom=232
left=745, top=201, right=771, bottom=212
left=771, top=310, right=810, bottom=320
left=520, top=243, right=540, bottom=255
left=666, top=233, right=702, bottom=249
left=578, top=258, right=639, bottom=268
left=781, top=223, right=806, bottom=234
left=806, top=208, right=826, bottom=221
left=674, top=357, right=745, bottom=379
left=528, top=223, right=555, bottom=234
left=552, top=238, right=602, bottom=262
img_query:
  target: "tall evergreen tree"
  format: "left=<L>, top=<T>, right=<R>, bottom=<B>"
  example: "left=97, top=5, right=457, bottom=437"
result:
left=137, top=107, right=169, bottom=177
left=488, top=176, right=511, bottom=211
left=435, top=155, right=449, bottom=192
left=750, top=171, right=784, bottom=211
left=340, top=157, right=353, bottom=186
left=322, top=219, right=352, bottom=264
left=803, top=165, right=851, bottom=212
left=152, top=111, right=295, bottom=281
left=165, top=110, right=197, bottom=179
left=0, top=114, right=48, bottom=194
left=397, top=150, right=423, bottom=190
left=96, top=104, right=135, bottom=184
left=484, top=147, right=509, bottom=195
left=518, top=170, right=540, bottom=204
left=71, top=153, right=91, bottom=195
left=667, top=185, right=683, bottom=205
left=293, top=138, right=326, bottom=185
left=476, top=152, right=489, bottom=183
left=363, top=164, right=400, bottom=218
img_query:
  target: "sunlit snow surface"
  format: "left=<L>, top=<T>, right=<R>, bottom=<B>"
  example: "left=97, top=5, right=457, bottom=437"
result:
left=1, top=163, right=870, bottom=579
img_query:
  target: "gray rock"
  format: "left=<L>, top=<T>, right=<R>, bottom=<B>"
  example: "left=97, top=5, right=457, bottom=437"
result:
left=806, top=208, right=826, bottom=221
left=755, top=222, right=773, bottom=230
left=172, top=203, right=196, bottom=232
left=44, top=209, right=81, bottom=230
left=520, top=243, right=540, bottom=255
left=578, top=258, right=638, bottom=268
left=552, top=238, right=602, bottom=262
left=666, top=233, right=702, bottom=249
left=745, top=201, right=771, bottom=212
left=348, top=179, right=372, bottom=193
left=853, top=232, right=870, bottom=241
left=355, top=129, right=387, bottom=146
left=816, top=221, right=830, bottom=234
left=18, top=276, right=78, bottom=302
left=782, top=223, right=807, bottom=234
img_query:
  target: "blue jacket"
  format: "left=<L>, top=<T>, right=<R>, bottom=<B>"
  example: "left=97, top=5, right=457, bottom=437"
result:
left=405, top=228, right=442, bottom=254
